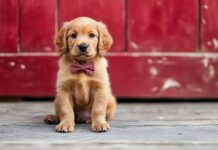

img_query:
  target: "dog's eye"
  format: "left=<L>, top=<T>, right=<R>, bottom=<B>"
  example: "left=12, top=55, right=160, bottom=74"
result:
left=89, top=33, right=95, bottom=38
left=71, top=33, right=77, bottom=38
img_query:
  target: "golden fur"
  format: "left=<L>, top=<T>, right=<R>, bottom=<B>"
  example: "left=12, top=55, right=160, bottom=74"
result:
left=44, top=17, right=116, bottom=132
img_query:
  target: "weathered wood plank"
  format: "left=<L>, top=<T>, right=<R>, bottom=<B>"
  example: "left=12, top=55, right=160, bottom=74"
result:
left=0, top=53, right=218, bottom=98
left=1, top=102, right=218, bottom=145
left=1, top=144, right=218, bottom=150
left=201, top=0, right=218, bottom=52
left=128, top=0, right=198, bottom=52
left=20, top=0, right=56, bottom=52
left=0, top=0, right=18, bottom=52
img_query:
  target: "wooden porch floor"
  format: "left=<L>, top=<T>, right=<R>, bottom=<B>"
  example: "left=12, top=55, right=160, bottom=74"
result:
left=1, top=102, right=218, bottom=150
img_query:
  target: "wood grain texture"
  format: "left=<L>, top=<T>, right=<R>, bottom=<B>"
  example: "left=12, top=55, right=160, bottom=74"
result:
left=201, top=0, right=218, bottom=52
left=128, top=0, right=198, bottom=52
left=20, top=0, right=56, bottom=52
left=0, top=0, right=18, bottom=52
left=59, top=0, right=125, bottom=52
left=1, top=102, right=218, bottom=150
left=0, top=54, right=217, bottom=98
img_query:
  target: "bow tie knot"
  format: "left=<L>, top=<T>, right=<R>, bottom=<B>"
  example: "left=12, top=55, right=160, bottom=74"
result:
left=71, top=61, right=94, bottom=75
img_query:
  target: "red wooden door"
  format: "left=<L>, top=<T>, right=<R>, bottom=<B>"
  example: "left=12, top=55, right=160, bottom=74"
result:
left=0, top=0, right=218, bottom=98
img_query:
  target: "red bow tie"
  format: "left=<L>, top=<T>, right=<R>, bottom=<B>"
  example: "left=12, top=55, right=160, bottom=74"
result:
left=71, top=61, right=94, bottom=75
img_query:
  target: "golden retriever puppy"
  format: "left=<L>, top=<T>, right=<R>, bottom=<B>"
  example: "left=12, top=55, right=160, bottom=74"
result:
left=44, top=17, right=116, bottom=133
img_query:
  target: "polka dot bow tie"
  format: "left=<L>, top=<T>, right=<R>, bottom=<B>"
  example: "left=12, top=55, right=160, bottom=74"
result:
left=71, top=61, right=94, bottom=76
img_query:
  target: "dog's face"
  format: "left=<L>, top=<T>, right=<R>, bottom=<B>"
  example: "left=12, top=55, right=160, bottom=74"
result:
left=55, top=17, right=113, bottom=61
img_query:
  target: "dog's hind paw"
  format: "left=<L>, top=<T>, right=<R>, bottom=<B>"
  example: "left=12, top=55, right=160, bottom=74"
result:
left=44, top=115, right=60, bottom=124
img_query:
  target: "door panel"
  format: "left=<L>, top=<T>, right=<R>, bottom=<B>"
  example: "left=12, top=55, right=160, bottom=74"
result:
left=201, top=0, right=218, bottom=52
left=20, top=0, right=56, bottom=52
left=128, top=0, right=198, bottom=52
left=59, top=0, right=125, bottom=52
left=1, top=54, right=218, bottom=98
left=0, top=0, right=18, bottom=53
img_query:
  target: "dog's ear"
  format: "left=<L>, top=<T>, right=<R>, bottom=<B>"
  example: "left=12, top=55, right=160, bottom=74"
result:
left=97, top=22, right=113, bottom=56
left=54, top=23, right=68, bottom=55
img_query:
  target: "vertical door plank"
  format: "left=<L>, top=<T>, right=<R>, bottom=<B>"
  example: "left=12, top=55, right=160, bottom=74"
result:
left=128, top=0, right=198, bottom=52
left=0, top=0, right=18, bottom=53
left=201, top=0, right=218, bottom=52
left=20, top=0, right=56, bottom=52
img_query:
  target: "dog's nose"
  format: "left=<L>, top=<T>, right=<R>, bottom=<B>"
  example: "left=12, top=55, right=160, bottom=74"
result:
left=78, top=43, right=88, bottom=53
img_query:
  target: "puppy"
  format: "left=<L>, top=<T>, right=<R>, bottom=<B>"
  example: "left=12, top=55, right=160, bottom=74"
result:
left=44, top=17, right=116, bottom=133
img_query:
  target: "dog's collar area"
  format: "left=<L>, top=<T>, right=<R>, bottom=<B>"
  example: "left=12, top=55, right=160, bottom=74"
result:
left=70, top=60, right=95, bottom=76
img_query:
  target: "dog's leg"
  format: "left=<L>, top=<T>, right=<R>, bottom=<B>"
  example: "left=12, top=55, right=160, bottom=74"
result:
left=55, top=91, right=75, bottom=133
left=106, top=95, right=117, bottom=121
left=91, top=88, right=109, bottom=132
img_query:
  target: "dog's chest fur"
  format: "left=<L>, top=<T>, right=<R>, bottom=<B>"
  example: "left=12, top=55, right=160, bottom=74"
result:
left=71, top=74, right=96, bottom=123
left=72, top=75, right=91, bottom=107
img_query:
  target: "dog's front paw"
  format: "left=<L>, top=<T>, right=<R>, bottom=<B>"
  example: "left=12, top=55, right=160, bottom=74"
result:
left=91, top=121, right=110, bottom=132
left=55, top=120, right=74, bottom=133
